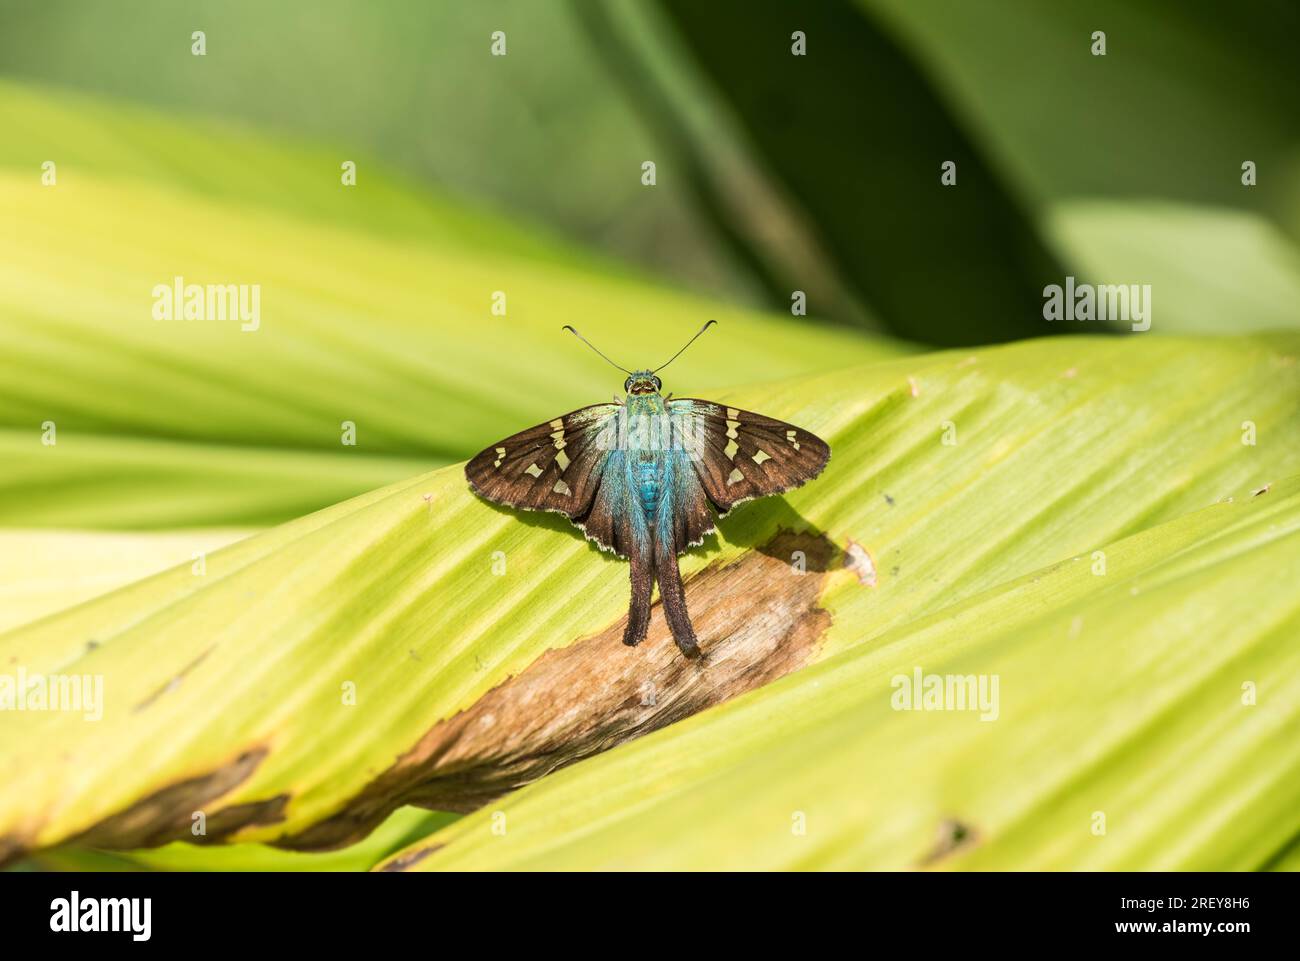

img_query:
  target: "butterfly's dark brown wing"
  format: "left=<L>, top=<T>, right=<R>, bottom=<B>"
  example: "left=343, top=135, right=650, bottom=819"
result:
left=465, top=402, right=621, bottom=548
left=670, top=399, right=830, bottom=517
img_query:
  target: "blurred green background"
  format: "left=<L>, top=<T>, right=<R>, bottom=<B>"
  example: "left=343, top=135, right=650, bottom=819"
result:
left=4, top=0, right=1297, bottom=345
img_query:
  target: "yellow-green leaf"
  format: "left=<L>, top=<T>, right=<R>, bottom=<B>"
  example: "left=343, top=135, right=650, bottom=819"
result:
left=0, top=528, right=249, bottom=634
left=0, top=333, right=1295, bottom=865
left=380, top=476, right=1300, bottom=870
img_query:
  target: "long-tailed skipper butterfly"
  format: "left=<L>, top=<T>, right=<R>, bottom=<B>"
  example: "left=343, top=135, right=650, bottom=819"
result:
left=466, top=321, right=830, bottom=658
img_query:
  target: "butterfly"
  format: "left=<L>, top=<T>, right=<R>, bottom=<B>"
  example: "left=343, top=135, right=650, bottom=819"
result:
left=465, top=321, right=830, bottom=658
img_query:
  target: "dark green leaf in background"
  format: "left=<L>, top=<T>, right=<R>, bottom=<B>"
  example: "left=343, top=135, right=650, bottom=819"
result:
left=653, top=0, right=1072, bottom=345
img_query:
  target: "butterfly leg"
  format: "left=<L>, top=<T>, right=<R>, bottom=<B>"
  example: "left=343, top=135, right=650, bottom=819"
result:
left=622, top=535, right=654, bottom=647
left=654, top=533, right=701, bottom=659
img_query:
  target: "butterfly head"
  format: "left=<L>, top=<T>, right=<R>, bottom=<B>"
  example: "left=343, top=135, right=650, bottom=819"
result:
left=623, top=370, right=662, bottom=396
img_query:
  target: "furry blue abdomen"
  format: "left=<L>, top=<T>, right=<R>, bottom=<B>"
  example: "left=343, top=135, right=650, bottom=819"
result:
left=622, top=393, right=671, bottom=525
left=637, top=460, right=660, bottom=516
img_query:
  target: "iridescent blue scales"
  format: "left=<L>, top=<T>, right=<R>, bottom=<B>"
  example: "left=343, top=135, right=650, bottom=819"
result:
left=466, top=358, right=830, bottom=658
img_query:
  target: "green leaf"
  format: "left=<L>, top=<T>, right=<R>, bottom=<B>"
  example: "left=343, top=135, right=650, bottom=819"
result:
left=860, top=0, right=1300, bottom=334
left=1047, top=200, right=1300, bottom=335
left=649, top=0, right=1300, bottom=340
left=652, top=0, right=1069, bottom=344
left=380, top=477, right=1300, bottom=870
left=862, top=0, right=1300, bottom=232
left=0, top=431, right=432, bottom=530
left=0, top=78, right=583, bottom=260
left=0, top=528, right=249, bottom=634
left=0, top=2, right=754, bottom=297
left=1, top=332, right=1295, bottom=865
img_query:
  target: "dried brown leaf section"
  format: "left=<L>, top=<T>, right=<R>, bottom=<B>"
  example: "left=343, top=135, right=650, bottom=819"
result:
left=73, top=750, right=284, bottom=854
left=289, top=528, right=837, bottom=849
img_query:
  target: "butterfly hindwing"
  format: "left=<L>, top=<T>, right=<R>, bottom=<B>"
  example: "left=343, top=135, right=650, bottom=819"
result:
left=662, top=449, right=716, bottom=551
left=669, top=399, right=830, bottom=516
left=572, top=449, right=646, bottom=558
left=465, top=403, right=621, bottom=547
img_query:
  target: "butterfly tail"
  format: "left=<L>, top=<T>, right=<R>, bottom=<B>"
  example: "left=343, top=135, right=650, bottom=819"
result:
left=654, top=532, right=701, bottom=659
left=622, top=535, right=654, bottom=647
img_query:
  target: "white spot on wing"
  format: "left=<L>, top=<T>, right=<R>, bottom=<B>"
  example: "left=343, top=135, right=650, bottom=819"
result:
left=752, top=449, right=771, bottom=465
left=724, top=438, right=739, bottom=460
left=553, top=479, right=571, bottom=495
left=494, top=447, right=506, bottom=468
left=555, top=449, right=570, bottom=471
left=525, top=463, right=543, bottom=478
left=726, top=467, right=744, bottom=485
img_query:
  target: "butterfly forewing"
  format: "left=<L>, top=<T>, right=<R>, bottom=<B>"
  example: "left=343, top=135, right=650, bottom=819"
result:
left=465, top=402, right=620, bottom=522
left=670, top=399, right=830, bottom=515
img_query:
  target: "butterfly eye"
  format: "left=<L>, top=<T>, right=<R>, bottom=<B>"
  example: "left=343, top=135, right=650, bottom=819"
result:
left=653, top=376, right=662, bottom=391
left=623, top=377, right=632, bottom=392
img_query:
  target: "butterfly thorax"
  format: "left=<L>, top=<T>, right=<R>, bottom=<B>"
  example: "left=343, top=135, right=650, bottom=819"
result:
left=622, top=392, right=669, bottom=519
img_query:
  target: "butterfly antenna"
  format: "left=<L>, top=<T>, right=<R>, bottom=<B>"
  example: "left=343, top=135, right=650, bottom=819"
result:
left=653, top=319, right=717, bottom=373
left=562, top=325, right=632, bottom=374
